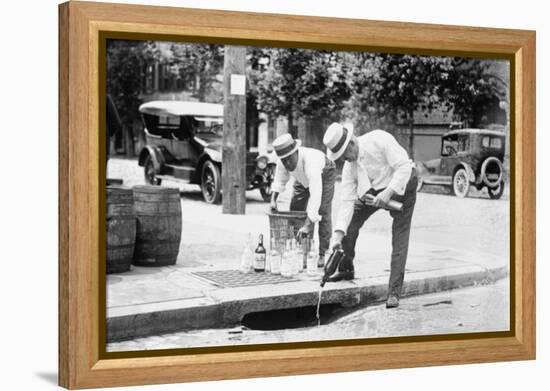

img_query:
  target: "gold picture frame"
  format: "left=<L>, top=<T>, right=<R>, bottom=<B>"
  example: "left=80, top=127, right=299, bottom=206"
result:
left=58, top=1, right=536, bottom=389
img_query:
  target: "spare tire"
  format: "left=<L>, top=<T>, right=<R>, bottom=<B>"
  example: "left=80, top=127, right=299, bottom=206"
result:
left=480, top=157, right=503, bottom=188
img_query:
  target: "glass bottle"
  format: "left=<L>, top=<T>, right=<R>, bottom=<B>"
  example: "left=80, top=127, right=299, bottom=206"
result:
left=281, top=239, right=294, bottom=277
left=292, top=238, right=302, bottom=274
left=270, top=237, right=280, bottom=275
left=240, top=233, right=253, bottom=274
left=306, top=239, right=318, bottom=276
left=253, top=234, right=266, bottom=272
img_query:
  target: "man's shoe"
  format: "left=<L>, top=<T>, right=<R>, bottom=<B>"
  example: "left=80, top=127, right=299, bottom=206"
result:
left=317, top=255, right=325, bottom=268
left=386, top=294, right=399, bottom=308
left=326, top=270, right=355, bottom=282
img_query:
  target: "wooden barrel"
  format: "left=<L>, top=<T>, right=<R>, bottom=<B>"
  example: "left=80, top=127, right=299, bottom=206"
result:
left=132, top=185, right=182, bottom=266
left=106, top=187, right=136, bottom=274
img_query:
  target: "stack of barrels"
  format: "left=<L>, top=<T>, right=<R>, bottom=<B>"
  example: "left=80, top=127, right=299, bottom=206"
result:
left=106, top=185, right=182, bottom=274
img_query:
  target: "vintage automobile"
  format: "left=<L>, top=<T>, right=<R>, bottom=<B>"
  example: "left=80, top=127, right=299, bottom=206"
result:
left=415, top=128, right=506, bottom=199
left=137, top=101, right=275, bottom=204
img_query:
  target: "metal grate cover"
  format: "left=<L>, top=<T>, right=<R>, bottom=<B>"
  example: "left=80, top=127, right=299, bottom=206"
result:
left=192, top=269, right=299, bottom=288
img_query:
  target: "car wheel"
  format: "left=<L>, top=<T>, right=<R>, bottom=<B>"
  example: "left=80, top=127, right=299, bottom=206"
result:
left=201, top=160, right=222, bottom=204
left=144, top=155, right=161, bottom=185
left=480, top=157, right=503, bottom=188
left=259, top=164, right=275, bottom=202
left=452, top=168, right=470, bottom=198
left=488, top=182, right=505, bottom=199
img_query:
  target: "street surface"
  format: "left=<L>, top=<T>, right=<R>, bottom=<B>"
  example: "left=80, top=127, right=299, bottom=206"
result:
left=107, top=278, right=509, bottom=351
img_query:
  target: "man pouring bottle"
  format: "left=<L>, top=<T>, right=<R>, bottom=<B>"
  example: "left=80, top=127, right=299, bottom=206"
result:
left=322, top=123, right=418, bottom=308
left=270, top=133, right=336, bottom=268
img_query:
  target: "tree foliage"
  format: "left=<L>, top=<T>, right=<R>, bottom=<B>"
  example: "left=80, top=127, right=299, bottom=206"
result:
left=298, top=52, right=351, bottom=118
left=107, top=41, right=225, bottom=125
left=106, top=40, right=159, bottom=126
left=253, top=48, right=351, bottom=135
left=168, top=43, right=224, bottom=101
left=343, top=53, right=507, bottom=158
left=254, top=48, right=312, bottom=134
left=440, top=58, right=507, bottom=127
left=348, top=53, right=451, bottom=157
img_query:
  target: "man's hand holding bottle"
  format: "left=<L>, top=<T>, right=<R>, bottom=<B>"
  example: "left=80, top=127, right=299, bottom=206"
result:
left=372, top=187, right=395, bottom=208
left=359, top=189, right=402, bottom=212
left=296, top=219, right=313, bottom=243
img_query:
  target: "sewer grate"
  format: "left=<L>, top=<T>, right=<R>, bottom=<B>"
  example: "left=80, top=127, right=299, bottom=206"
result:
left=191, top=269, right=299, bottom=288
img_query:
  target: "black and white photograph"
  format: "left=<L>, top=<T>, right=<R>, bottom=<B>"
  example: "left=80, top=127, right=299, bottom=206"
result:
left=104, top=39, right=510, bottom=352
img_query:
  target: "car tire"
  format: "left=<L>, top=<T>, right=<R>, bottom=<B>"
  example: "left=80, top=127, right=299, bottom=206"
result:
left=144, top=155, right=162, bottom=186
left=201, top=160, right=222, bottom=204
left=488, top=182, right=505, bottom=199
left=452, top=168, right=470, bottom=198
left=259, top=164, right=275, bottom=202
left=480, top=157, right=503, bottom=188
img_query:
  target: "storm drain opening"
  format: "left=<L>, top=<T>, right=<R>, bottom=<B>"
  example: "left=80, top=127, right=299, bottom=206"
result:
left=241, top=303, right=352, bottom=330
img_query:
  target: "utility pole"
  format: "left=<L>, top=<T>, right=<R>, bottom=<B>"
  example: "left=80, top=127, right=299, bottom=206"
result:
left=222, top=45, right=247, bottom=214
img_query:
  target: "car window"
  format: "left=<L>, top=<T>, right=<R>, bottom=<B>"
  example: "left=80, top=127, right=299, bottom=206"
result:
left=457, top=135, right=469, bottom=153
left=143, top=114, right=157, bottom=134
left=482, top=136, right=503, bottom=149
left=490, top=137, right=502, bottom=149
left=195, top=117, right=223, bottom=136
left=142, top=113, right=171, bottom=137
left=156, top=115, right=181, bottom=138
left=442, top=135, right=458, bottom=156
left=158, top=116, right=178, bottom=126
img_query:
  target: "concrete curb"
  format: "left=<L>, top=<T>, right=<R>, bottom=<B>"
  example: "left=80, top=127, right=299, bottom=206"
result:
left=107, top=264, right=508, bottom=342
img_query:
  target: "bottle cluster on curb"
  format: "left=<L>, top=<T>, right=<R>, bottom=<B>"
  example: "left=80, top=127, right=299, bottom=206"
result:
left=241, top=233, right=322, bottom=281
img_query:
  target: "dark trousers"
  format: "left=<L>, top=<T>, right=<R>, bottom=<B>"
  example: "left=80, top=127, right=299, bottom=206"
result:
left=342, top=169, right=418, bottom=297
left=290, top=159, right=336, bottom=256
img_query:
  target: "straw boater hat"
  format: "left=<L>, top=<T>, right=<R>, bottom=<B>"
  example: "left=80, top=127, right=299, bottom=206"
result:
left=323, top=122, right=352, bottom=161
left=273, top=134, right=302, bottom=159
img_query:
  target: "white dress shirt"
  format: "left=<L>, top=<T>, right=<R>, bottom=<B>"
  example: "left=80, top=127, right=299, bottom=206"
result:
left=335, top=130, right=413, bottom=234
left=272, top=147, right=327, bottom=223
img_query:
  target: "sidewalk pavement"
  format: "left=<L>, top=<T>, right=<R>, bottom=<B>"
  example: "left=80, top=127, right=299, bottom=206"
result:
left=107, top=215, right=508, bottom=342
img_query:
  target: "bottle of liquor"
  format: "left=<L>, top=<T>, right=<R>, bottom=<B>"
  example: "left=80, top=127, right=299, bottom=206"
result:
left=270, top=237, right=281, bottom=275
left=320, top=248, right=345, bottom=287
left=306, top=239, right=318, bottom=276
left=359, top=192, right=403, bottom=212
left=254, top=234, right=266, bottom=272
left=291, top=238, right=301, bottom=274
left=240, top=233, right=254, bottom=274
left=298, top=238, right=306, bottom=273
left=302, top=236, right=309, bottom=269
left=281, top=239, right=294, bottom=277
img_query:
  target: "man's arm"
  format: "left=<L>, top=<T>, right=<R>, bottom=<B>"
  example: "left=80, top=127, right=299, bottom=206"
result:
left=372, top=132, right=412, bottom=207
left=296, top=157, right=324, bottom=240
left=383, top=131, right=412, bottom=195
left=334, top=161, right=357, bottom=236
left=303, top=156, right=323, bottom=224
left=270, top=160, right=290, bottom=211
left=270, top=192, right=280, bottom=211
